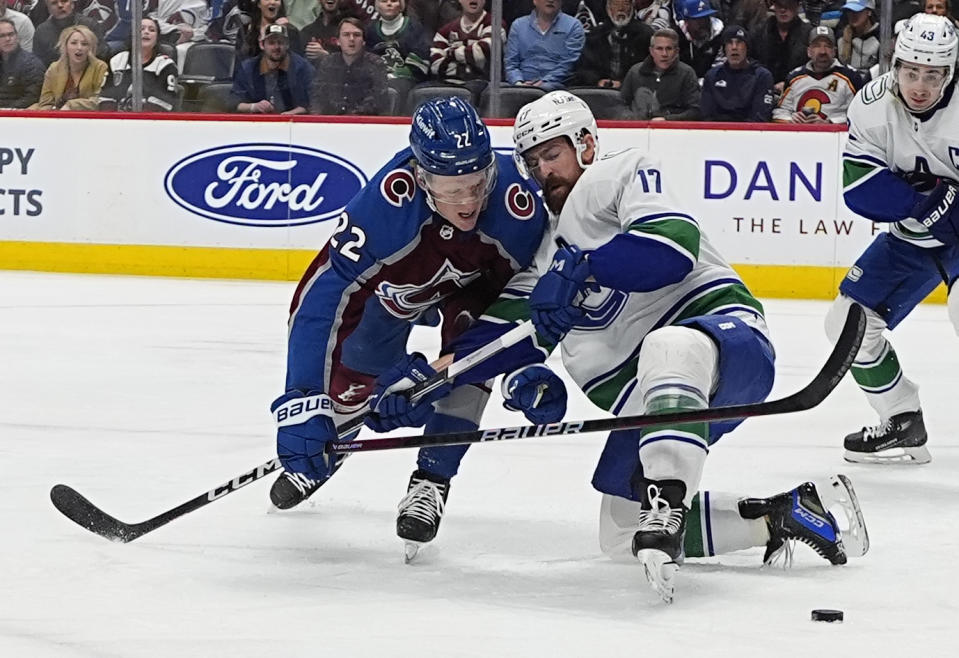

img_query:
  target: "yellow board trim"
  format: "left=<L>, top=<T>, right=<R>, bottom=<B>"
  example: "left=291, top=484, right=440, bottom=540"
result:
left=0, top=241, right=948, bottom=302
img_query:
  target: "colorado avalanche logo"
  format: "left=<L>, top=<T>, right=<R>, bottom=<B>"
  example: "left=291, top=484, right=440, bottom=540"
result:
left=506, top=183, right=536, bottom=220
left=380, top=169, right=416, bottom=207
left=797, top=88, right=831, bottom=120
left=376, top=260, right=481, bottom=319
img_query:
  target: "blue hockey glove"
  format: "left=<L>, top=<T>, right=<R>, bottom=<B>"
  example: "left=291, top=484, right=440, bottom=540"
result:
left=502, top=364, right=567, bottom=425
left=272, top=390, right=339, bottom=480
left=365, top=353, right=452, bottom=432
left=529, top=245, right=597, bottom=343
left=914, top=181, right=959, bottom=245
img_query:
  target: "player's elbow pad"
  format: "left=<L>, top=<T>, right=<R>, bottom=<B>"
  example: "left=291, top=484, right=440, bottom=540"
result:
left=588, top=233, right=693, bottom=292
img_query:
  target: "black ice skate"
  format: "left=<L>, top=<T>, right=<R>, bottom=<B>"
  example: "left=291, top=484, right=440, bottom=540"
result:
left=631, top=479, right=687, bottom=604
left=269, top=471, right=325, bottom=510
left=739, top=479, right=856, bottom=567
left=844, top=410, right=930, bottom=464
left=397, top=469, right=450, bottom=563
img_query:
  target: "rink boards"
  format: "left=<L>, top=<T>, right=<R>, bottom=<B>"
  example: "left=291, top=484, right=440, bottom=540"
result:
left=0, top=113, right=943, bottom=301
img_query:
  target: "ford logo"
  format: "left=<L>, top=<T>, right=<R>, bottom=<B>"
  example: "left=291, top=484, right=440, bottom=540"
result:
left=164, top=143, right=368, bottom=227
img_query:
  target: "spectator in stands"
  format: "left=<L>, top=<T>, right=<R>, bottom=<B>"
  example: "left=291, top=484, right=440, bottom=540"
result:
left=407, top=0, right=460, bottom=34
left=366, top=0, right=431, bottom=103
left=675, top=0, right=724, bottom=81
left=751, top=0, right=813, bottom=88
left=503, top=1, right=590, bottom=27
left=30, top=23, right=107, bottom=109
left=34, top=0, right=106, bottom=66
left=0, top=0, right=33, bottom=52
left=231, top=22, right=310, bottom=113
left=633, top=0, right=670, bottom=30
left=6, top=0, right=46, bottom=27
left=719, top=0, right=769, bottom=35
left=310, top=16, right=388, bottom=114
left=701, top=24, right=773, bottom=121
left=506, top=0, right=585, bottom=90
left=925, top=0, right=959, bottom=27
left=620, top=27, right=700, bottom=120
left=430, top=0, right=503, bottom=100
left=99, top=16, right=178, bottom=110
left=285, top=0, right=320, bottom=29
left=772, top=25, right=862, bottom=123
left=236, top=0, right=304, bottom=65
left=303, top=0, right=356, bottom=60
left=572, top=0, right=653, bottom=88
left=0, top=16, right=43, bottom=107
left=837, top=0, right=880, bottom=78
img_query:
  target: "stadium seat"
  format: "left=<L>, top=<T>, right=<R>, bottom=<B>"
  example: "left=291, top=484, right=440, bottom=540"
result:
left=198, top=83, right=234, bottom=113
left=404, top=84, right=476, bottom=115
left=385, top=86, right=402, bottom=116
left=567, top=87, right=627, bottom=120
left=180, top=43, right=236, bottom=111
left=479, top=86, right=545, bottom=119
left=174, top=84, right=185, bottom=112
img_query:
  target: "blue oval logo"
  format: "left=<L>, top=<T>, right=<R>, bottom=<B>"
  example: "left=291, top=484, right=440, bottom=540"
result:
left=164, top=143, right=368, bottom=227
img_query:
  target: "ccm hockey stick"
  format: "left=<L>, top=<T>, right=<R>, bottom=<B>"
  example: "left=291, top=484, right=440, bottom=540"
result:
left=330, top=304, right=866, bottom=455
left=50, top=321, right=537, bottom=543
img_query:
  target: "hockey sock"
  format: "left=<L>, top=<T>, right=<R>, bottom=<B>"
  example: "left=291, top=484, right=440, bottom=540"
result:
left=851, top=340, right=921, bottom=418
left=637, top=388, right=708, bottom=508
left=684, top=492, right=768, bottom=558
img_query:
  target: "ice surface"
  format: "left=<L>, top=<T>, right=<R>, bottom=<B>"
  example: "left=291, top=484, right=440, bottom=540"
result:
left=2, top=271, right=957, bottom=657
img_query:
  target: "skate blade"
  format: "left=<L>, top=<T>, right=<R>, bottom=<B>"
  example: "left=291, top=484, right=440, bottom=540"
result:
left=636, top=549, right=679, bottom=604
left=844, top=445, right=931, bottom=465
left=404, top=542, right=422, bottom=564
left=815, top=474, right=870, bottom=558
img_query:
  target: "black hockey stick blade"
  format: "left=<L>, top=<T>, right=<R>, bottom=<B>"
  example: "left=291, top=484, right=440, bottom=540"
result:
left=50, top=484, right=145, bottom=543
left=329, top=304, right=866, bottom=454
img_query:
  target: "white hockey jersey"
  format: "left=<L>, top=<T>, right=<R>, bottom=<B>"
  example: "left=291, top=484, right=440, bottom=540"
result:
left=486, top=149, right=769, bottom=410
left=773, top=60, right=863, bottom=123
left=842, top=73, right=959, bottom=247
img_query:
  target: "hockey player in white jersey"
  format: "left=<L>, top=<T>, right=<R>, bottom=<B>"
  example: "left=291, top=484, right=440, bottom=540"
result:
left=371, top=91, right=869, bottom=602
left=827, top=12, right=959, bottom=464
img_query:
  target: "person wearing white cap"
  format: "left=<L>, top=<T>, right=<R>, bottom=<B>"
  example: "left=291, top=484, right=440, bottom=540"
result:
left=837, top=0, right=880, bottom=78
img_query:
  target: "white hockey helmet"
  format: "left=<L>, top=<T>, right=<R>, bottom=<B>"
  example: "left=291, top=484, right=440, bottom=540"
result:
left=891, top=13, right=958, bottom=108
left=512, top=91, right=598, bottom=179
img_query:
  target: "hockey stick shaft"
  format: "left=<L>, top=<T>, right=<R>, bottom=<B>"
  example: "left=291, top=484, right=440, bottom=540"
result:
left=50, top=321, right=537, bottom=542
left=329, top=304, right=866, bottom=454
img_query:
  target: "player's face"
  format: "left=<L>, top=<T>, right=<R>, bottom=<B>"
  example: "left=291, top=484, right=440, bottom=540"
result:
left=65, top=30, right=90, bottom=63
left=897, top=62, right=949, bottom=111
left=376, top=0, right=403, bottom=20
left=522, top=137, right=585, bottom=215
left=421, top=167, right=495, bottom=231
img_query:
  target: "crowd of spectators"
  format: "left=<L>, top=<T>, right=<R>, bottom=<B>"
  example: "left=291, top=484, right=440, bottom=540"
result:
left=0, top=0, right=951, bottom=119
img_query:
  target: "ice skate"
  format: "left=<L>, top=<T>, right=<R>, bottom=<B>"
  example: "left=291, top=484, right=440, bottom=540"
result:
left=268, top=471, right=324, bottom=510
left=397, top=470, right=449, bottom=563
left=631, top=480, right=687, bottom=604
left=739, top=480, right=852, bottom=567
left=844, top=410, right=930, bottom=464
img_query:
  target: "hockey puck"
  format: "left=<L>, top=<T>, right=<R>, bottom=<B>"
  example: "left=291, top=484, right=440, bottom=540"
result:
left=811, top=609, right=844, bottom=623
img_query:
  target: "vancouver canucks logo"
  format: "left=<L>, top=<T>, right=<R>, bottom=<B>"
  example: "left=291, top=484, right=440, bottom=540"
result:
left=576, top=289, right=629, bottom=331
left=376, top=260, right=481, bottom=319
left=950, top=146, right=959, bottom=171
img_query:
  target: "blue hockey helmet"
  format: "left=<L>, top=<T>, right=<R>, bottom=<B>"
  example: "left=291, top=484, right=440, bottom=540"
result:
left=409, top=96, right=494, bottom=176
left=409, top=97, right=497, bottom=211
left=676, top=0, right=718, bottom=20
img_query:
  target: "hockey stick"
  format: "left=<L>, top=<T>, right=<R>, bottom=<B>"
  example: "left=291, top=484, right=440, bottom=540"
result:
left=329, top=304, right=866, bottom=454
left=49, top=321, right=537, bottom=543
